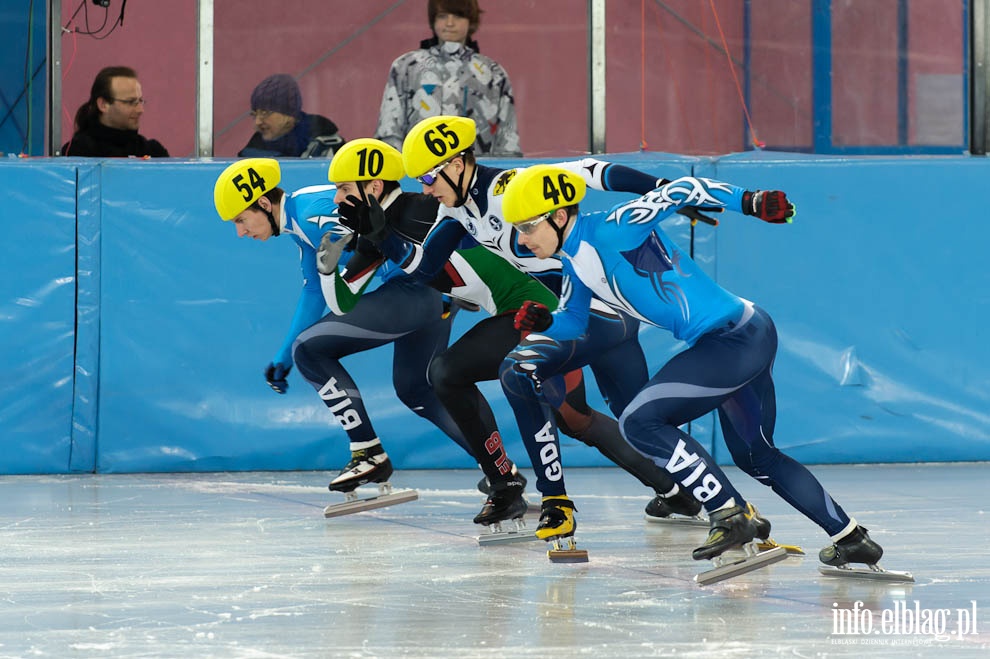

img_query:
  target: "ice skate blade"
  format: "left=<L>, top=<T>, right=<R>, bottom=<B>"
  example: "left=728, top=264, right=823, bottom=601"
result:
left=757, top=537, right=805, bottom=556
left=548, top=548, right=589, bottom=563
left=546, top=536, right=588, bottom=563
left=323, top=489, right=418, bottom=519
left=644, top=513, right=709, bottom=527
left=695, top=545, right=787, bottom=586
left=818, top=564, right=915, bottom=583
left=477, top=518, right=537, bottom=545
left=477, top=528, right=539, bottom=545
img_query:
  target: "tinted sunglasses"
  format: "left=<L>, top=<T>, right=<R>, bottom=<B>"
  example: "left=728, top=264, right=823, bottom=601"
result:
left=416, top=160, right=453, bottom=186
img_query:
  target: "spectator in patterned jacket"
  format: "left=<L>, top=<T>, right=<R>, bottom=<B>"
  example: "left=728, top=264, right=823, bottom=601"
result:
left=374, top=0, right=521, bottom=157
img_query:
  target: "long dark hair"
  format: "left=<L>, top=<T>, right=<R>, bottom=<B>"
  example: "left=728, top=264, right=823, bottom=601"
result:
left=73, top=66, right=138, bottom=132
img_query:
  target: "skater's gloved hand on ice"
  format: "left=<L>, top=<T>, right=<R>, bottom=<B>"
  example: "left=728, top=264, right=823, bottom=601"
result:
left=264, top=362, right=292, bottom=394
left=513, top=301, right=552, bottom=334
left=337, top=194, right=389, bottom=244
left=742, top=190, right=795, bottom=224
left=316, top=231, right=355, bottom=276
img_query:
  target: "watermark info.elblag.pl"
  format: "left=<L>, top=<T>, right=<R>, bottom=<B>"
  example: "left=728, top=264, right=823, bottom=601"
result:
left=831, top=600, right=983, bottom=646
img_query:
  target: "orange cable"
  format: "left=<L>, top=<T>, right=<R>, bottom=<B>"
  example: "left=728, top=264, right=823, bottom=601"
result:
left=640, top=0, right=648, bottom=150
left=708, top=0, right=763, bottom=148
left=648, top=2, right=696, bottom=152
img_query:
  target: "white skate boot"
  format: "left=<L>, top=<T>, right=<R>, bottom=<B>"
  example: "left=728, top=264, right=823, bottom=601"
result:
left=323, top=447, right=417, bottom=519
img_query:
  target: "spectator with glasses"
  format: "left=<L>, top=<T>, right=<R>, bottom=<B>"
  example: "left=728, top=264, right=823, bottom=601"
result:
left=238, top=74, right=345, bottom=159
left=61, top=66, right=169, bottom=157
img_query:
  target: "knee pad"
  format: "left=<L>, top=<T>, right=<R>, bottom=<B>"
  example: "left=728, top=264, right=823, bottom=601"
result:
left=554, top=406, right=593, bottom=440
left=427, top=352, right=453, bottom=392
left=499, top=356, right=540, bottom=399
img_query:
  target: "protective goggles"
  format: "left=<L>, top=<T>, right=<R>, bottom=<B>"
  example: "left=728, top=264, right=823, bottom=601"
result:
left=416, top=159, right=453, bottom=186
left=514, top=211, right=554, bottom=235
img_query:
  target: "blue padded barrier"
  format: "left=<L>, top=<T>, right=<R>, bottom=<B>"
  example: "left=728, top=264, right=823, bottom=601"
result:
left=2, top=154, right=988, bottom=475
left=0, top=162, right=82, bottom=472
left=700, top=155, right=990, bottom=464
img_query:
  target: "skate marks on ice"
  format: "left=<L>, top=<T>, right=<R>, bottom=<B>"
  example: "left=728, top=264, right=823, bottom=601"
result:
left=323, top=482, right=418, bottom=519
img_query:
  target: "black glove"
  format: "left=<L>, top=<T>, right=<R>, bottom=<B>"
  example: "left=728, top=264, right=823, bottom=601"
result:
left=337, top=194, right=389, bottom=244
left=264, top=362, right=292, bottom=394
left=742, top=190, right=795, bottom=224
left=513, top=301, right=552, bottom=333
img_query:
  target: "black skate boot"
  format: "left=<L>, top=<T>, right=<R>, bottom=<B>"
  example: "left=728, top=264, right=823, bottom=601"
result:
left=328, top=446, right=393, bottom=493
left=819, top=526, right=883, bottom=567
left=692, top=502, right=769, bottom=561
left=473, top=477, right=528, bottom=526
left=645, top=489, right=703, bottom=519
left=477, top=463, right=527, bottom=495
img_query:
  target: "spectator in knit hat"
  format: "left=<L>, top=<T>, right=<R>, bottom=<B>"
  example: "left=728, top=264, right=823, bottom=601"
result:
left=238, top=73, right=345, bottom=158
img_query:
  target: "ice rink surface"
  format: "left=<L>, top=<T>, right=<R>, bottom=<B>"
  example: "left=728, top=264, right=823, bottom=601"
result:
left=1, top=463, right=987, bottom=658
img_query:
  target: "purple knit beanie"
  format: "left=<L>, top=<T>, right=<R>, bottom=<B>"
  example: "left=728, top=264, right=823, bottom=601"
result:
left=250, top=74, right=302, bottom=116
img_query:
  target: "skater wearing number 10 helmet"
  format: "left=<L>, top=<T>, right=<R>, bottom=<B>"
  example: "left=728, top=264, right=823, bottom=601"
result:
left=322, top=137, right=569, bottom=526
left=499, top=164, right=888, bottom=571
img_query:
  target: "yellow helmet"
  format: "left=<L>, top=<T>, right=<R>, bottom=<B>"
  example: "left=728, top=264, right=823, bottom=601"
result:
left=214, top=158, right=281, bottom=221
left=402, top=115, right=476, bottom=179
left=502, top=165, right=587, bottom=225
left=328, top=138, right=405, bottom=184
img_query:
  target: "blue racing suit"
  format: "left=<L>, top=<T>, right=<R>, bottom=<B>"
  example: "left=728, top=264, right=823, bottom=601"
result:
left=382, top=159, right=674, bottom=498
left=272, top=185, right=470, bottom=457
left=513, top=176, right=854, bottom=536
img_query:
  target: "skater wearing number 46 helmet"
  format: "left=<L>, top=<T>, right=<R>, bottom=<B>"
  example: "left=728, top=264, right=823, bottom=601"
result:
left=371, top=116, right=713, bottom=553
left=499, top=165, right=910, bottom=583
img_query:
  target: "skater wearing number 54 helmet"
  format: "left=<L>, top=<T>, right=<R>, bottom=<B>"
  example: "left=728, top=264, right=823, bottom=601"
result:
left=213, top=156, right=473, bottom=515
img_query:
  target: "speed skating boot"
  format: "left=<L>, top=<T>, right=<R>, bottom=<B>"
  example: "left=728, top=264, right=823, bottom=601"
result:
left=328, top=446, right=393, bottom=493
left=692, top=502, right=768, bottom=561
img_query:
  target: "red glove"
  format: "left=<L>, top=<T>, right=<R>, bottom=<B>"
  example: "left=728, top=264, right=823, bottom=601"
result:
left=742, top=190, right=795, bottom=224
left=513, top=301, right=552, bottom=333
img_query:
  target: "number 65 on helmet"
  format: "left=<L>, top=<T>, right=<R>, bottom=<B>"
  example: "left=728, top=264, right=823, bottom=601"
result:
left=214, top=157, right=282, bottom=221
left=401, top=115, right=476, bottom=179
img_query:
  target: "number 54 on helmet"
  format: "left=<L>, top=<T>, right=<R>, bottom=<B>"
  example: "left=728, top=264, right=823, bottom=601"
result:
left=214, top=158, right=281, bottom=221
